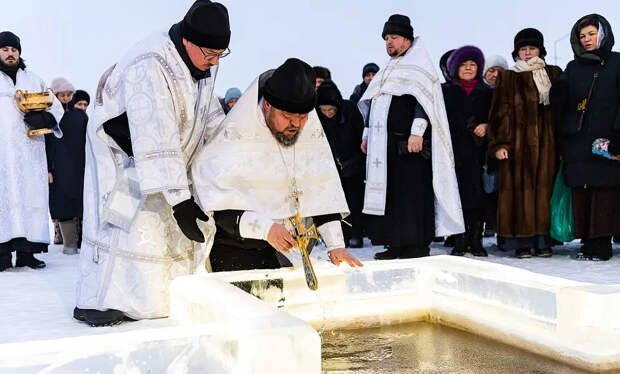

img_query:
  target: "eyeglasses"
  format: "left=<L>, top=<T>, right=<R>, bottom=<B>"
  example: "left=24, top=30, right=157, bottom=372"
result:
left=199, top=47, right=231, bottom=61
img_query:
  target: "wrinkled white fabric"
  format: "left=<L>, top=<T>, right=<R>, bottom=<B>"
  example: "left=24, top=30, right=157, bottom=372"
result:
left=192, top=78, right=349, bottom=220
left=358, top=37, right=464, bottom=236
left=76, top=32, right=223, bottom=319
left=0, top=69, right=63, bottom=245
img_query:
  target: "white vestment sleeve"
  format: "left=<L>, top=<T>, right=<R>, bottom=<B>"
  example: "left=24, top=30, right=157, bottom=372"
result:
left=410, top=118, right=428, bottom=136
left=317, top=221, right=346, bottom=251
left=362, top=127, right=369, bottom=140
left=163, top=189, right=191, bottom=207
left=124, top=57, right=190, bottom=196
left=239, top=211, right=273, bottom=241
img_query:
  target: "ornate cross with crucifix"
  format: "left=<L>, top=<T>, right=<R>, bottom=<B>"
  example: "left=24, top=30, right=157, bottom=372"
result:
left=287, top=178, right=320, bottom=291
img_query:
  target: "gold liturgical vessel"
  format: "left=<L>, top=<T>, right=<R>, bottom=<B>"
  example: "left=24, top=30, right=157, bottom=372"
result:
left=14, top=88, right=55, bottom=136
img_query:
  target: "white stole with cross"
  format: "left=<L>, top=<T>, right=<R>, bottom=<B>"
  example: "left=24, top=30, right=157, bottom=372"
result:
left=359, top=37, right=464, bottom=236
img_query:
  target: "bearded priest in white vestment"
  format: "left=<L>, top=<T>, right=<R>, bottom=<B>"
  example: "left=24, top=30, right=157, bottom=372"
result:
left=74, top=0, right=229, bottom=327
left=0, top=31, right=64, bottom=272
left=193, top=58, right=362, bottom=272
left=358, top=14, right=464, bottom=260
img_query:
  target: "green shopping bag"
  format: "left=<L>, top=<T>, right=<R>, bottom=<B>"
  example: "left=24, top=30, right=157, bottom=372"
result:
left=549, top=162, right=575, bottom=242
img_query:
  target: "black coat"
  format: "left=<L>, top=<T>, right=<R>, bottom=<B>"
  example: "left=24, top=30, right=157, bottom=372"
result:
left=442, top=80, right=492, bottom=210
left=45, top=103, right=88, bottom=220
left=553, top=15, right=620, bottom=187
left=349, top=82, right=367, bottom=104
left=317, top=81, right=366, bottom=179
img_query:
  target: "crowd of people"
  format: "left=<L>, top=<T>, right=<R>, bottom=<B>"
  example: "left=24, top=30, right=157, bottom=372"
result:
left=0, top=1, right=618, bottom=327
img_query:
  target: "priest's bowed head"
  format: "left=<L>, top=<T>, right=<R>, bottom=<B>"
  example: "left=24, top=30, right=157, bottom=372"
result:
left=179, top=0, right=231, bottom=72
left=261, top=58, right=318, bottom=147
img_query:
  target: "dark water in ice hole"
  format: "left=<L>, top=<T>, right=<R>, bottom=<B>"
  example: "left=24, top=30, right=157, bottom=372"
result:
left=321, top=322, right=594, bottom=374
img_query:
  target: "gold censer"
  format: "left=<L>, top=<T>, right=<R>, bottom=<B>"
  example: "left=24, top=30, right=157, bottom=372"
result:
left=14, top=88, right=55, bottom=136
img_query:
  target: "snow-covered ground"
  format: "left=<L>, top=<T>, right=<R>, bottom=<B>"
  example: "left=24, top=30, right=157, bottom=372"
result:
left=1, top=237, right=619, bottom=347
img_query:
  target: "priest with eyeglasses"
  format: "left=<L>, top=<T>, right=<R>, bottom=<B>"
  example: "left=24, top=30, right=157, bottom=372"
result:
left=74, top=0, right=230, bottom=327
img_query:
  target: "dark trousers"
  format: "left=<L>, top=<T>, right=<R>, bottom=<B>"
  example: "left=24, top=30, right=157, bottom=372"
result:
left=210, top=242, right=282, bottom=272
left=341, top=176, right=364, bottom=243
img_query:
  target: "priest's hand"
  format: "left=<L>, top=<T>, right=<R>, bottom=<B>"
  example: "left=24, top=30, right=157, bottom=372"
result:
left=328, top=248, right=363, bottom=268
left=408, top=135, right=423, bottom=153
left=23, top=111, right=57, bottom=129
left=360, top=139, right=368, bottom=154
left=267, top=223, right=297, bottom=254
left=474, top=123, right=488, bottom=137
left=495, top=148, right=509, bottom=160
left=172, top=198, right=209, bottom=242
left=48, top=173, right=53, bottom=184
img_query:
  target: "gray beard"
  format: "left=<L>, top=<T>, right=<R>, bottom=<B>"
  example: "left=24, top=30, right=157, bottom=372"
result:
left=273, top=130, right=300, bottom=147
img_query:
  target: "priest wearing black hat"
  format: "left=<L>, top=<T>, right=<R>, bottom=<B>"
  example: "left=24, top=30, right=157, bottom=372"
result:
left=74, top=0, right=230, bottom=327
left=192, top=58, right=363, bottom=272
left=358, top=15, right=464, bottom=260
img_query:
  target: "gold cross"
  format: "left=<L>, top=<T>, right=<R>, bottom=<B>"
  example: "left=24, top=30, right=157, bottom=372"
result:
left=289, top=212, right=320, bottom=291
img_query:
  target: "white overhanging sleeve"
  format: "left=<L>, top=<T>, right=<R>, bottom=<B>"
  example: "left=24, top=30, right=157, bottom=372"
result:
left=239, top=211, right=274, bottom=241
left=317, top=220, right=345, bottom=251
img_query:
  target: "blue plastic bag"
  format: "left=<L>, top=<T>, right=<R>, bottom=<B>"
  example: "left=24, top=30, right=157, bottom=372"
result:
left=549, top=162, right=575, bottom=242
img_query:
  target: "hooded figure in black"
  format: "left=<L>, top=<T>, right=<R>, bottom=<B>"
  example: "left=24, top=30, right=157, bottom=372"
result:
left=442, top=45, right=493, bottom=256
left=46, top=91, right=90, bottom=255
left=350, top=63, right=379, bottom=104
left=551, top=14, right=620, bottom=260
left=316, top=80, right=366, bottom=248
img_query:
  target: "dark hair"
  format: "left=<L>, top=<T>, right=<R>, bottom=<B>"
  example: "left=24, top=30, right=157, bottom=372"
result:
left=313, top=66, right=331, bottom=80
left=577, top=16, right=598, bottom=35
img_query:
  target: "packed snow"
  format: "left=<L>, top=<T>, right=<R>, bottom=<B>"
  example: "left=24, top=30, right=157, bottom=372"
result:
left=1, top=236, right=618, bottom=346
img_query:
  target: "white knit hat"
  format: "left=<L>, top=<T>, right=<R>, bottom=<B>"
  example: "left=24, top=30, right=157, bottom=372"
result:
left=50, top=77, right=75, bottom=94
left=483, top=55, right=508, bottom=75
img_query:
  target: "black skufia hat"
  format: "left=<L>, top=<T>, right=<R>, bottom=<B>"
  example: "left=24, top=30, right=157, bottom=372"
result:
left=180, top=0, right=230, bottom=49
left=511, top=28, right=547, bottom=61
left=0, top=31, right=21, bottom=53
left=263, top=58, right=316, bottom=114
left=382, top=14, right=414, bottom=40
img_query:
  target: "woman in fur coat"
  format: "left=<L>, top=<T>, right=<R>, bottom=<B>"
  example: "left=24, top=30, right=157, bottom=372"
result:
left=488, top=28, right=562, bottom=259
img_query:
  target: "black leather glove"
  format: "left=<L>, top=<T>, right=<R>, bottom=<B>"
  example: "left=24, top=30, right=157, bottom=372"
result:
left=173, top=197, right=209, bottom=242
left=24, top=111, right=57, bottom=130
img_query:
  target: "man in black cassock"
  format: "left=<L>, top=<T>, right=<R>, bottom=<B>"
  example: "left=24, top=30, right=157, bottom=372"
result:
left=358, top=15, right=464, bottom=260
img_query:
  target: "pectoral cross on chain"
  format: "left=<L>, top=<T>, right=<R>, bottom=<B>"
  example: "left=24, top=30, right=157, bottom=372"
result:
left=289, top=178, right=303, bottom=211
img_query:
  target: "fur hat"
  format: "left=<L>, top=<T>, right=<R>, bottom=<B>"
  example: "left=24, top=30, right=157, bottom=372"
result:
left=73, top=89, right=90, bottom=104
left=447, top=45, right=485, bottom=80
left=512, top=28, right=547, bottom=61
left=51, top=77, right=75, bottom=94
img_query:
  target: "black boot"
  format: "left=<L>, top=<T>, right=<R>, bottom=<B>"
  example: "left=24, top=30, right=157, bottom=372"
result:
left=470, top=221, right=487, bottom=257
left=534, top=248, right=553, bottom=258
left=444, top=235, right=457, bottom=247
left=15, top=252, right=46, bottom=269
left=349, top=237, right=363, bottom=248
left=74, top=307, right=131, bottom=327
left=374, top=247, right=399, bottom=260
left=591, top=237, right=612, bottom=261
left=0, top=253, right=11, bottom=272
left=515, top=248, right=532, bottom=259
left=450, top=234, right=467, bottom=256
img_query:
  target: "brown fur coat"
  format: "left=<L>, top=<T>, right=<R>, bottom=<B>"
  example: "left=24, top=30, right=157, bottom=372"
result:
left=488, top=65, right=562, bottom=238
